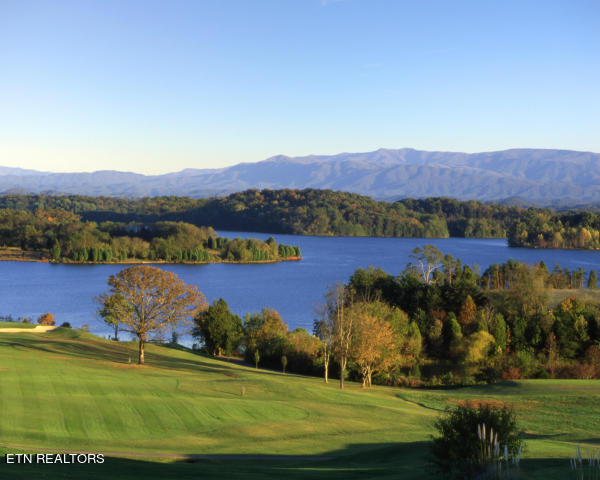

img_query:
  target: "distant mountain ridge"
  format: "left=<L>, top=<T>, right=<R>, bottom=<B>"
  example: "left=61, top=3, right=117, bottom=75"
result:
left=1, top=148, right=600, bottom=203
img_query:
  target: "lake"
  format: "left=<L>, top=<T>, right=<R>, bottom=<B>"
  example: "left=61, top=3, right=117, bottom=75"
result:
left=1, top=232, right=599, bottom=341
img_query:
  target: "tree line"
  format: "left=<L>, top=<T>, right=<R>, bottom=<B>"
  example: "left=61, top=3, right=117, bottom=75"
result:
left=508, top=209, right=600, bottom=249
left=314, top=247, right=600, bottom=385
left=98, top=253, right=599, bottom=384
left=187, top=246, right=600, bottom=385
left=0, top=207, right=300, bottom=263
left=1, top=189, right=587, bottom=247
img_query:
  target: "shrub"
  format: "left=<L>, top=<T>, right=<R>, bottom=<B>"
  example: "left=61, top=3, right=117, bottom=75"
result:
left=60, top=322, right=72, bottom=328
left=501, top=366, right=521, bottom=380
left=430, top=402, right=524, bottom=479
left=573, top=361, right=597, bottom=379
left=584, top=346, right=600, bottom=378
left=37, top=313, right=55, bottom=326
left=536, top=369, right=551, bottom=379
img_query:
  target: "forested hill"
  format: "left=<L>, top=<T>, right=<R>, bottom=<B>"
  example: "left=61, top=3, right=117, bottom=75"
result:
left=1, top=189, right=599, bottom=249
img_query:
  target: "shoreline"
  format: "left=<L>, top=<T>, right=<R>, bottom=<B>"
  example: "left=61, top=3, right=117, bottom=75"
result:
left=0, top=255, right=302, bottom=265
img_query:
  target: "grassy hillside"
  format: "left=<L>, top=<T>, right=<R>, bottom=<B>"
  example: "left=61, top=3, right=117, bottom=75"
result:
left=0, top=321, right=35, bottom=329
left=0, top=328, right=598, bottom=479
left=546, top=288, right=600, bottom=307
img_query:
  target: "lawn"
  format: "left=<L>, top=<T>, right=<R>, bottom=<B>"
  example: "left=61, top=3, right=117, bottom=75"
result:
left=0, top=328, right=598, bottom=479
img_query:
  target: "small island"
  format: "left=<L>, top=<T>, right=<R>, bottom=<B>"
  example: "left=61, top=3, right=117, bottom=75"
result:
left=0, top=207, right=301, bottom=264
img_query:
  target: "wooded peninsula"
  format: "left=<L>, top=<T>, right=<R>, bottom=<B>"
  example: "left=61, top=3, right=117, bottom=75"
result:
left=0, top=189, right=599, bottom=250
left=0, top=207, right=300, bottom=264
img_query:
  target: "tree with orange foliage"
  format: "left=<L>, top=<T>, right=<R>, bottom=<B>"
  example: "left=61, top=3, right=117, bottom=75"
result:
left=102, top=266, right=206, bottom=364
left=352, top=312, right=399, bottom=388
left=37, top=312, right=55, bottom=326
left=458, top=295, right=477, bottom=331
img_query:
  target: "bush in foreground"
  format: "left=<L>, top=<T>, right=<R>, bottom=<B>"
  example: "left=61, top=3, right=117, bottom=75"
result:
left=430, top=402, right=523, bottom=479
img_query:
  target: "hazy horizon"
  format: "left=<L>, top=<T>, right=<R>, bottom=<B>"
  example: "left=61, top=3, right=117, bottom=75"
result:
left=1, top=0, right=598, bottom=174
left=2, top=145, right=600, bottom=176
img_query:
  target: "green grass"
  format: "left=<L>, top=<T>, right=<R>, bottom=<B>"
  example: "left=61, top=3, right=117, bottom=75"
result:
left=546, top=288, right=600, bottom=307
left=0, top=328, right=598, bottom=479
left=0, top=321, right=36, bottom=329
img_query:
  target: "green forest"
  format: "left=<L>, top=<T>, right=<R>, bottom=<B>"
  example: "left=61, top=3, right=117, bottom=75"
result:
left=193, top=247, right=600, bottom=385
left=0, top=207, right=300, bottom=263
left=507, top=209, right=600, bottom=249
left=0, top=189, right=599, bottom=249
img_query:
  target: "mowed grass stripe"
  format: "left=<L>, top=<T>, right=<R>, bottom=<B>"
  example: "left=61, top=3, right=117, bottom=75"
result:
left=0, top=328, right=598, bottom=480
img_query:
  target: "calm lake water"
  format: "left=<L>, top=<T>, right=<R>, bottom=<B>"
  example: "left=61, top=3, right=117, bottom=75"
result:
left=1, top=232, right=599, bottom=341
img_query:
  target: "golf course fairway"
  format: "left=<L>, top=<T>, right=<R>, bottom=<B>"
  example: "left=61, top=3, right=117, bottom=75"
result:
left=0, top=328, right=598, bottom=479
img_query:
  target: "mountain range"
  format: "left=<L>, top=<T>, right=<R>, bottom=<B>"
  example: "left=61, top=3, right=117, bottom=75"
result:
left=1, top=148, right=599, bottom=204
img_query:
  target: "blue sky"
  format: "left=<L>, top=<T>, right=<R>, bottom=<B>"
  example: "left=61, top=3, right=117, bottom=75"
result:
left=1, top=0, right=598, bottom=173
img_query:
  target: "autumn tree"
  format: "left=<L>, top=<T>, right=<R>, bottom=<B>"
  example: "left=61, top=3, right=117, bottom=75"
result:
left=352, top=312, right=399, bottom=387
left=193, top=298, right=243, bottom=356
left=244, top=308, right=288, bottom=366
left=286, top=327, right=321, bottom=374
left=37, top=313, right=55, bottom=326
left=101, top=266, right=206, bottom=364
left=463, top=331, right=495, bottom=367
left=359, top=300, right=421, bottom=368
left=458, top=295, right=477, bottom=331
left=501, top=263, right=548, bottom=319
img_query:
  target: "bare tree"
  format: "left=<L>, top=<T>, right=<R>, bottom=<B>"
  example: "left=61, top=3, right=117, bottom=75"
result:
left=325, top=283, right=355, bottom=389
left=408, top=245, right=443, bottom=283
left=99, top=266, right=207, bottom=364
left=313, top=302, right=334, bottom=383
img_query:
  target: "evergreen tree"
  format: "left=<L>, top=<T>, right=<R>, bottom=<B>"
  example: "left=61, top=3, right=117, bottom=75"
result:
left=50, top=243, right=61, bottom=261
left=445, top=315, right=463, bottom=359
left=588, top=270, right=598, bottom=289
left=490, top=313, right=507, bottom=352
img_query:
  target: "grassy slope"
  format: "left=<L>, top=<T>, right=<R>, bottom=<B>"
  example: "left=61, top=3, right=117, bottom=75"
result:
left=546, top=288, right=600, bottom=307
left=0, top=329, right=598, bottom=479
left=0, top=321, right=36, bottom=329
